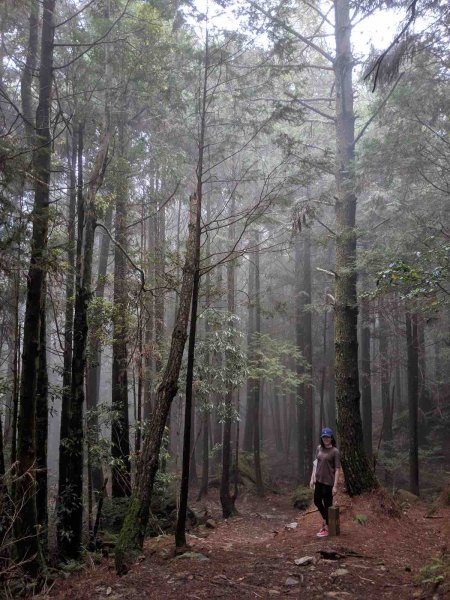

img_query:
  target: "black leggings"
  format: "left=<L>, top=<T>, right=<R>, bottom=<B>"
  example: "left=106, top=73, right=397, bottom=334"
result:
left=314, top=481, right=333, bottom=524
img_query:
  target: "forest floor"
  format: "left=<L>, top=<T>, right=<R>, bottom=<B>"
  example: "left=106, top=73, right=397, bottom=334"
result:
left=41, top=486, right=450, bottom=600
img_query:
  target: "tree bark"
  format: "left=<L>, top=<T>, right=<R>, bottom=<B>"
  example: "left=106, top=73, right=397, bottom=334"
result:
left=301, top=228, right=313, bottom=481
left=197, top=196, right=212, bottom=501
left=175, top=265, right=200, bottom=548
left=252, top=237, right=264, bottom=497
left=220, top=196, right=239, bottom=516
left=58, top=122, right=111, bottom=560
left=333, top=0, right=377, bottom=495
left=58, top=127, right=79, bottom=537
left=14, top=0, right=56, bottom=576
left=379, top=304, right=393, bottom=486
left=360, top=292, right=372, bottom=459
left=294, top=233, right=305, bottom=483
left=244, top=253, right=256, bottom=453
left=406, top=309, right=419, bottom=496
left=86, top=204, right=112, bottom=493
left=20, top=0, right=39, bottom=148
left=115, top=193, right=198, bottom=575
left=36, top=281, right=48, bottom=547
left=111, top=154, right=131, bottom=498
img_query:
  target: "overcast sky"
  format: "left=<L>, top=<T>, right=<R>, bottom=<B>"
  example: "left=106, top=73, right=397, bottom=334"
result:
left=188, top=0, right=405, bottom=55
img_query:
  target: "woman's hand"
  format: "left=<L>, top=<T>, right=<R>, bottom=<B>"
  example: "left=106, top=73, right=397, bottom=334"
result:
left=332, top=485, right=337, bottom=496
left=309, top=479, right=315, bottom=489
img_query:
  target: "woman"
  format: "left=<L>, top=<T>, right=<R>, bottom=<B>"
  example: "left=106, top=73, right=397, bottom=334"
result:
left=309, top=427, right=341, bottom=538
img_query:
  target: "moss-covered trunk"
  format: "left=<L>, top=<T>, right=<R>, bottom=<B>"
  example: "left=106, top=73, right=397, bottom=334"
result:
left=115, top=193, right=198, bottom=575
left=334, top=0, right=378, bottom=496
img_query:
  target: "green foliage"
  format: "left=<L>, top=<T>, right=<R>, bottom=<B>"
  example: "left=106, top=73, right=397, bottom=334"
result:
left=417, top=556, right=450, bottom=587
left=376, top=244, right=450, bottom=303
left=185, top=309, right=248, bottom=412
left=248, top=333, right=309, bottom=392
left=353, top=514, right=368, bottom=525
left=237, top=451, right=271, bottom=490
left=59, top=559, right=86, bottom=574
left=291, top=485, right=312, bottom=510
left=101, top=498, right=131, bottom=534
left=87, top=297, right=115, bottom=349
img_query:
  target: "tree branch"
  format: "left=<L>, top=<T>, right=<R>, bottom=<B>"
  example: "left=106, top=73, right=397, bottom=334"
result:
left=248, top=1, right=334, bottom=64
left=354, top=73, right=404, bottom=146
left=95, top=221, right=150, bottom=295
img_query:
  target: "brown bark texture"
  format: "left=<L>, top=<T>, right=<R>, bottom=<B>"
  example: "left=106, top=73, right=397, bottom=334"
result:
left=111, top=155, right=131, bottom=498
left=333, top=0, right=378, bottom=495
left=14, top=0, right=56, bottom=576
left=115, top=193, right=198, bottom=575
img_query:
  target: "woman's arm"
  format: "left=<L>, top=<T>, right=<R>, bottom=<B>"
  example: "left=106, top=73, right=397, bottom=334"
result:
left=332, top=467, right=341, bottom=495
left=310, top=459, right=317, bottom=489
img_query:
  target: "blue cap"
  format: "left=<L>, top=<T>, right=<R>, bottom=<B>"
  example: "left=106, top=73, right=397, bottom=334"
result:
left=321, top=427, right=333, bottom=437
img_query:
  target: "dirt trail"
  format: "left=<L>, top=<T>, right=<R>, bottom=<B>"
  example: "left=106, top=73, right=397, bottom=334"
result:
left=45, top=489, right=450, bottom=600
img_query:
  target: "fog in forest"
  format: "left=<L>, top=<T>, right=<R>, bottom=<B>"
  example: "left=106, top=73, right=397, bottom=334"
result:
left=0, top=0, right=449, bottom=595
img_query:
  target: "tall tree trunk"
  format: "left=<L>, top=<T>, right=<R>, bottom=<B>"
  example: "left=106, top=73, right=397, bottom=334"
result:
left=9, top=280, right=20, bottom=466
left=417, top=317, right=429, bottom=414
left=212, top=266, right=224, bottom=468
left=252, top=236, right=264, bottom=497
left=115, top=193, right=198, bottom=575
left=175, top=265, right=200, bottom=548
left=333, top=0, right=377, bottom=495
left=36, top=282, right=48, bottom=547
left=86, top=204, right=112, bottom=493
left=220, top=194, right=239, bottom=516
left=14, top=0, right=56, bottom=575
left=111, top=154, right=131, bottom=498
left=154, top=189, right=166, bottom=405
left=294, top=233, right=305, bottom=483
left=58, top=124, right=111, bottom=559
left=301, top=228, right=313, bottom=482
left=272, top=390, right=283, bottom=453
left=360, top=292, right=372, bottom=459
left=20, top=0, right=39, bottom=148
left=379, top=305, right=392, bottom=486
left=58, top=0, right=112, bottom=555
left=319, top=307, right=328, bottom=430
left=327, top=308, right=336, bottom=429
left=197, top=197, right=212, bottom=501
left=58, top=128, right=79, bottom=539
left=143, top=191, right=156, bottom=421
left=244, top=252, right=256, bottom=453
left=176, top=28, right=210, bottom=541
left=406, top=309, right=419, bottom=496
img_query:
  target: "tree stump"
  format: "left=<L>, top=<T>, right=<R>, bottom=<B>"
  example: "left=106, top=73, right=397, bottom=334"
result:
left=328, top=506, right=340, bottom=536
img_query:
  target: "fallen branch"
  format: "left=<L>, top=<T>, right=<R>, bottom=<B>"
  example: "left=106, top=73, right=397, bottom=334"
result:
left=298, top=508, right=318, bottom=519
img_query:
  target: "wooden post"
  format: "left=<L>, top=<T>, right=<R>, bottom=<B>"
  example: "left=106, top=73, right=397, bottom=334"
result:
left=328, top=506, right=340, bottom=536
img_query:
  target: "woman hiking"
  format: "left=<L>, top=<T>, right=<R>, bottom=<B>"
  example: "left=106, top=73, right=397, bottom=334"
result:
left=309, top=427, right=341, bottom=538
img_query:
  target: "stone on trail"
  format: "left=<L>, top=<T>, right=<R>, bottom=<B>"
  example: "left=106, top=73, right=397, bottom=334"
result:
left=205, top=519, right=217, bottom=529
left=285, top=522, right=298, bottom=530
left=331, top=568, right=349, bottom=577
left=294, top=556, right=314, bottom=566
left=174, top=551, right=209, bottom=561
left=285, top=577, right=300, bottom=586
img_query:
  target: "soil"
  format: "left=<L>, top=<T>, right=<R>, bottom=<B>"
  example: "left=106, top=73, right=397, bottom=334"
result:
left=42, top=486, right=450, bottom=600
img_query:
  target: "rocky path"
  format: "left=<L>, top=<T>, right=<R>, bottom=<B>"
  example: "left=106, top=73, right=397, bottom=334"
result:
left=45, top=489, right=450, bottom=600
